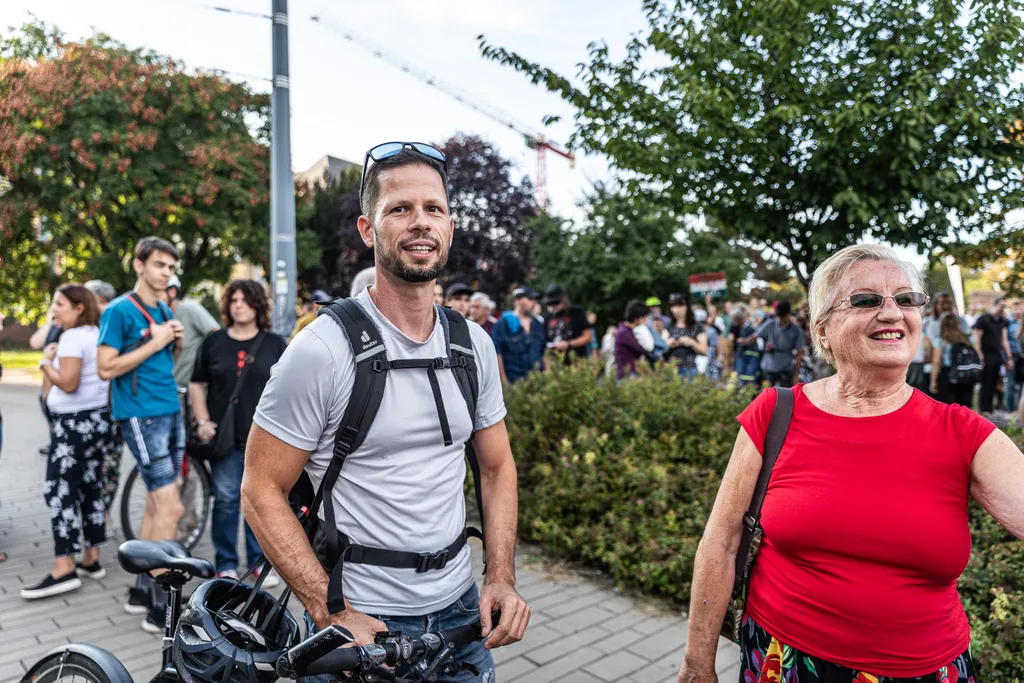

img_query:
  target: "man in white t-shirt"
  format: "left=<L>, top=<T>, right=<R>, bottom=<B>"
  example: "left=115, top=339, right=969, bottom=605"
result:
left=243, top=143, right=528, bottom=680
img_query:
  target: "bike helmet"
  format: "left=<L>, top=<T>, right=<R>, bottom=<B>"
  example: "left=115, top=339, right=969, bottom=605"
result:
left=173, top=578, right=301, bottom=683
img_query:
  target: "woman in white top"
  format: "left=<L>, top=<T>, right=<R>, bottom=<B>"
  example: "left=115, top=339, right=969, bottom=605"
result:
left=22, top=284, right=114, bottom=600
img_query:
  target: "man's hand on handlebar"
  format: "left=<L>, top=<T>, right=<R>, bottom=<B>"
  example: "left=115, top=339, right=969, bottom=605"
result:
left=478, top=581, right=530, bottom=649
left=314, top=604, right=388, bottom=647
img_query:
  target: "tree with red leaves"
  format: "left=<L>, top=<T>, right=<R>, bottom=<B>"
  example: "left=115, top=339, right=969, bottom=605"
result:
left=0, top=22, right=271, bottom=321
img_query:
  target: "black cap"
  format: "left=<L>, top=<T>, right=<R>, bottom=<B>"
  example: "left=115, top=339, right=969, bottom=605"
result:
left=543, top=284, right=567, bottom=305
left=445, top=282, right=474, bottom=299
left=311, top=289, right=332, bottom=304
left=513, top=287, right=538, bottom=300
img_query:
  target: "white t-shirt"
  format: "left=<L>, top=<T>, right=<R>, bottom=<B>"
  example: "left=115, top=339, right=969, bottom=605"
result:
left=253, top=288, right=506, bottom=616
left=46, top=326, right=110, bottom=414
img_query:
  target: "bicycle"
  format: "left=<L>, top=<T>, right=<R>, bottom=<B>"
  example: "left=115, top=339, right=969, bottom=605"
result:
left=119, top=453, right=212, bottom=552
left=119, top=387, right=213, bottom=551
left=22, top=539, right=215, bottom=683
left=22, top=540, right=496, bottom=683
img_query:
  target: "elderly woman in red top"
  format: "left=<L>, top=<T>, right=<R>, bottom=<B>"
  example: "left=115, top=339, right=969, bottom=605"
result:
left=677, top=244, right=1024, bottom=683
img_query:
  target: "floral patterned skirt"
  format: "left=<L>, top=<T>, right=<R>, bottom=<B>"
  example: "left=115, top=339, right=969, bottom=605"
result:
left=740, top=616, right=975, bottom=683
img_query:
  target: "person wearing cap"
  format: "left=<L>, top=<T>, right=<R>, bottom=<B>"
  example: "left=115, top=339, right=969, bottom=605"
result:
left=288, top=290, right=332, bottom=343
left=492, top=287, right=546, bottom=384
left=543, top=284, right=592, bottom=363
left=644, top=297, right=670, bottom=362
left=754, top=299, right=805, bottom=387
left=445, top=282, right=474, bottom=317
left=162, top=274, right=221, bottom=389
left=469, top=292, right=497, bottom=334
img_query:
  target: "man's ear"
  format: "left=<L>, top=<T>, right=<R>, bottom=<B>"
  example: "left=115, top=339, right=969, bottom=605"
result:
left=357, top=215, right=375, bottom=249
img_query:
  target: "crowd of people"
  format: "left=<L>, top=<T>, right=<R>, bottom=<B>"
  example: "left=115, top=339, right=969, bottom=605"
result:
left=19, top=237, right=283, bottom=635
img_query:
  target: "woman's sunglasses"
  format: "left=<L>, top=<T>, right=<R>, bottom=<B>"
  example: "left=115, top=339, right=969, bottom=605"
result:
left=830, top=291, right=929, bottom=312
left=359, top=141, right=447, bottom=202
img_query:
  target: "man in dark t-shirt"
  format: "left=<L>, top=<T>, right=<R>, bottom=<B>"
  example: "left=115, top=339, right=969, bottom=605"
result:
left=973, top=297, right=1014, bottom=415
left=542, top=284, right=592, bottom=364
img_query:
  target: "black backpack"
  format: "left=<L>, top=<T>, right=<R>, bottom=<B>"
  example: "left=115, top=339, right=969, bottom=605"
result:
left=947, top=343, right=983, bottom=386
left=290, top=298, right=486, bottom=615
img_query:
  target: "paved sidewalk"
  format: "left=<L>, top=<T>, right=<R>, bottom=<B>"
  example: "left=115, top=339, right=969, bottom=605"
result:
left=0, top=382, right=741, bottom=682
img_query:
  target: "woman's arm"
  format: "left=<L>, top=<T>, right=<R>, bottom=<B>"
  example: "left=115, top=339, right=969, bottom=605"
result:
left=692, top=332, right=708, bottom=356
left=930, top=345, right=942, bottom=395
left=676, top=428, right=761, bottom=682
left=41, top=355, right=82, bottom=393
left=971, top=429, right=1024, bottom=539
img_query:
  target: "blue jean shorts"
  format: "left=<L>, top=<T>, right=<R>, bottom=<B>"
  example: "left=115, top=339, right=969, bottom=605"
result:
left=119, top=412, right=185, bottom=491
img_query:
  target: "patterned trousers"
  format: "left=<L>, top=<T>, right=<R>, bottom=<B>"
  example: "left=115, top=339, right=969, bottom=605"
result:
left=45, top=408, right=116, bottom=557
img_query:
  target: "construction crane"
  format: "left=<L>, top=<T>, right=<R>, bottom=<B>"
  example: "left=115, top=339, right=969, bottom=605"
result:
left=309, top=14, right=574, bottom=208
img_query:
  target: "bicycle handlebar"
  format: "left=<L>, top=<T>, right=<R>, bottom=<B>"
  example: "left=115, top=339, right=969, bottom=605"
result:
left=278, top=615, right=497, bottom=680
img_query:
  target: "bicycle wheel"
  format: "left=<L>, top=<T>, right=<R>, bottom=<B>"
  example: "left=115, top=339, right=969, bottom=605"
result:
left=21, top=649, right=131, bottom=683
left=119, top=458, right=212, bottom=551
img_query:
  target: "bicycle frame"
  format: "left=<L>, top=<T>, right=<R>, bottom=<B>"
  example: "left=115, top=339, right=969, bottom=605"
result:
left=151, top=571, right=189, bottom=683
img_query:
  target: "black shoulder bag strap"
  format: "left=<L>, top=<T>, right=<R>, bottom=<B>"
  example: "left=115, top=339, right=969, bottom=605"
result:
left=307, top=298, right=388, bottom=613
left=437, top=308, right=486, bottom=552
left=125, top=291, right=172, bottom=395
left=732, top=386, right=794, bottom=599
left=211, top=331, right=267, bottom=453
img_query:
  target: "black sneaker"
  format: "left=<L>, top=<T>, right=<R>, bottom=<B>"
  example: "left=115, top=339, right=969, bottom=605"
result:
left=141, top=604, right=165, bottom=634
left=124, top=583, right=150, bottom=615
left=142, top=586, right=167, bottom=634
left=21, top=572, right=82, bottom=600
left=76, top=561, right=106, bottom=580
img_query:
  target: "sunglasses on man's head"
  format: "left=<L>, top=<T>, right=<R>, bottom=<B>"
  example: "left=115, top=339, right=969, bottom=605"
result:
left=358, top=141, right=447, bottom=203
left=831, top=291, right=929, bottom=311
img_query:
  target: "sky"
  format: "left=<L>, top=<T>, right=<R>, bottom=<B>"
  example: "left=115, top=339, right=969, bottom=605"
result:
left=0, top=0, right=929, bottom=271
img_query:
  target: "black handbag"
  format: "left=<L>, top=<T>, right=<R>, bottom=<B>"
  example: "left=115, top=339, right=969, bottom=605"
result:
left=187, top=332, right=267, bottom=461
left=721, top=386, right=793, bottom=641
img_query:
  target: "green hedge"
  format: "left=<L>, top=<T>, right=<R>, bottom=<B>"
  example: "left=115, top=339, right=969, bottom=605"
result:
left=502, top=361, right=1024, bottom=679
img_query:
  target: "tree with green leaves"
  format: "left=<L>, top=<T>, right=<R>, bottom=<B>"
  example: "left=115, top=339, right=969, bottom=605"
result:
left=530, top=184, right=754, bottom=324
left=481, top=0, right=1024, bottom=289
left=0, top=21, right=271, bottom=321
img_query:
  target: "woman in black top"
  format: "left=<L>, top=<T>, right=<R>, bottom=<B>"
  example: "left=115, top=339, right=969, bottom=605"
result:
left=665, top=295, right=707, bottom=380
left=190, top=280, right=286, bottom=583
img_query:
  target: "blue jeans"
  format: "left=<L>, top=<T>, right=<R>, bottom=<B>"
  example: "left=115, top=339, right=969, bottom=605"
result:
left=736, top=353, right=760, bottom=386
left=302, top=584, right=495, bottom=682
left=678, top=366, right=699, bottom=380
left=210, top=447, right=263, bottom=572
left=119, top=412, right=184, bottom=491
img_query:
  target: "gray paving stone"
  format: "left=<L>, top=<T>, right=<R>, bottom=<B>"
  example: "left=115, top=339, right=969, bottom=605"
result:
left=559, top=672, right=604, bottom=683
left=715, top=638, right=741, bottom=674
left=494, top=654, right=537, bottom=681
left=515, top=645, right=605, bottom=683
left=524, top=625, right=609, bottom=665
left=627, top=651, right=681, bottom=683
left=592, top=627, right=648, bottom=655
left=625, top=623, right=688, bottom=661
left=582, top=650, right=649, bottom=681
left=547, top=605, right=621, bottom=635
left=598, top=608, right=651, bottom=633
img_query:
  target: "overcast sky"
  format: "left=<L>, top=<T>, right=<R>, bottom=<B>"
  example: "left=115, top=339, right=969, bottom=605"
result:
left=2, top=0, right=931, bottom=270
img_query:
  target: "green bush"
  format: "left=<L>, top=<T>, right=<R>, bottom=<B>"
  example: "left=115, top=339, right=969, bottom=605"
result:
left=502, top=361, right=1024, bottom=679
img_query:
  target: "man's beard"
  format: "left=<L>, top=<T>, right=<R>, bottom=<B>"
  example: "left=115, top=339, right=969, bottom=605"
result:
left=374, top=229, right=449, bottom=283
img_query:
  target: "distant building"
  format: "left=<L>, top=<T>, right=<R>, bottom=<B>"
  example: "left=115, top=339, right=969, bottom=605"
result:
left=295, top=155, right=360, bottom=189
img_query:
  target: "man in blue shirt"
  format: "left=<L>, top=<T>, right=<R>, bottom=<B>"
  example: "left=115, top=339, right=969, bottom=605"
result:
left=97, top=236, right=185, bottom=632
left=492, top=287, right=546, bottom=384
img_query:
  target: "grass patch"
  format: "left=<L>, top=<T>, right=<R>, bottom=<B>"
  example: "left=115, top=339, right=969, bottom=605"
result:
left=0, top=348, right=41, bottom=370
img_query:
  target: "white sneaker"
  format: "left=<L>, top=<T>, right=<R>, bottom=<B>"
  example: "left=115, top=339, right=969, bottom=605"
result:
left=216, top=569, right=240, bottom=581
left=252, top=566, right=281, bottom=589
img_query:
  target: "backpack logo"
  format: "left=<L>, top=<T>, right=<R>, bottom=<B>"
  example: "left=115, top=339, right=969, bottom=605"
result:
left=360, top=330, right=370, bottom=344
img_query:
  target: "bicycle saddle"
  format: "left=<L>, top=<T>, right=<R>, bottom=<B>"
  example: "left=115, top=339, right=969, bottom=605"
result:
left=118, top=539, right=215, bottom=578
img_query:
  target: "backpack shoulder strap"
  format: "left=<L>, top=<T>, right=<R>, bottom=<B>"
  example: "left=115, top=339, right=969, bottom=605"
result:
left=307, top=299, right=389, bottom=602
left=732, top=387, right=794, bottom=598
left=437, top=306, right=479, bottom=422
left=437, top=306, right=488, bottom=562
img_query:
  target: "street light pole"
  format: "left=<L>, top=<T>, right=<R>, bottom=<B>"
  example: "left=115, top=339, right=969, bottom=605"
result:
left=270, top=0, right=297, bottom=335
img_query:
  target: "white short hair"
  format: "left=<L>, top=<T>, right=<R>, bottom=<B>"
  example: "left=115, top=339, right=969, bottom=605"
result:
left=349, top=267, right=376, bottom=298
left=470, top=292, right=493, bottom=308
left=808, top=244, right=924, bottom=365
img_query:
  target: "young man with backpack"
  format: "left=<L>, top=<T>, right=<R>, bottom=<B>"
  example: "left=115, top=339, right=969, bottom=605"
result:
left=96, top=236, right=186, bottom=631
left=242, top=143, right=529, bottom=680
left=973, top=298, right=1014, bottom=416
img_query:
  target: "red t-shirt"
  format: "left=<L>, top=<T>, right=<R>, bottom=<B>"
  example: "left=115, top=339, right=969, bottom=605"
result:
left=738, top=385, right=996, bottom=676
